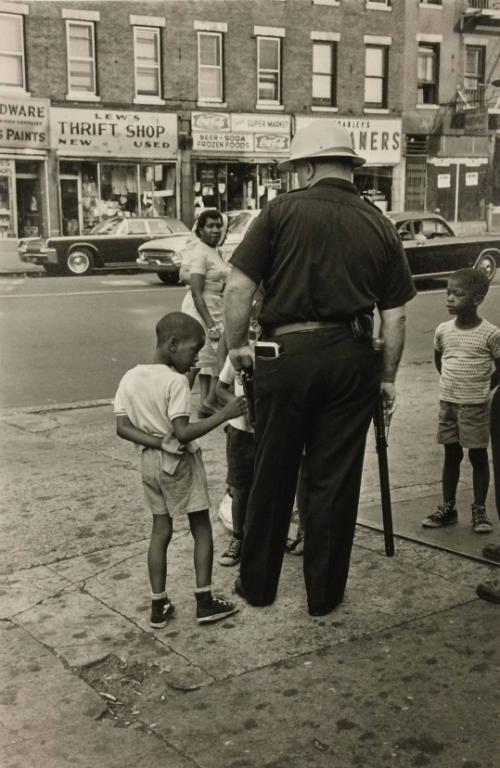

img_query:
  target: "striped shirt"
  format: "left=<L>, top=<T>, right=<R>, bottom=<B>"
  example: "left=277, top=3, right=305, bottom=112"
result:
left=434, top=318, right=500, bottom=404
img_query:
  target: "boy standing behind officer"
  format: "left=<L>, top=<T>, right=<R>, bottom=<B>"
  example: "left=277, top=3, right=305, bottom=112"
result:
left=114, top=312, right=246, bottom=628
left=422, top=268, right=500, bottom=534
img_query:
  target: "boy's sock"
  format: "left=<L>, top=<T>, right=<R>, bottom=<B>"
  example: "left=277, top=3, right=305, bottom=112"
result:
left=150, top=590, right=176, bottom=629
left=194, top=585, right=239, bottom=624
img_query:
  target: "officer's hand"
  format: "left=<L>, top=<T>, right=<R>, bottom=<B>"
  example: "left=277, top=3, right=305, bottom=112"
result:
left=381, top=381, right=397, bottom=424
left=228, top=345, right=254, bottom=374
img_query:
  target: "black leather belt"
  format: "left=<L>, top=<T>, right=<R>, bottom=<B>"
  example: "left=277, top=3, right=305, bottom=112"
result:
left=269, top=320, right=349, bottom=337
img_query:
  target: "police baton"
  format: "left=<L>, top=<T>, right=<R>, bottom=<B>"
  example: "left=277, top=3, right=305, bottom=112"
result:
left=371, top=338, right=395, bottom=557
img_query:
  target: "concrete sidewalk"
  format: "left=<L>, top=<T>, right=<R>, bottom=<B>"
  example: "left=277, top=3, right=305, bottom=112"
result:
left=1, top=364, right=499, bottom=768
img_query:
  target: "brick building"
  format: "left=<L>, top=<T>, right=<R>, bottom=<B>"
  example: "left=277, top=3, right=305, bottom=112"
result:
left=1, top=0, right=499, bottom=243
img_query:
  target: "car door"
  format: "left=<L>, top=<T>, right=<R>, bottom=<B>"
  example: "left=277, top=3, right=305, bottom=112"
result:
left=106, top=219, right=150, bottom=266
left=401, top=218, right=455, bottom=277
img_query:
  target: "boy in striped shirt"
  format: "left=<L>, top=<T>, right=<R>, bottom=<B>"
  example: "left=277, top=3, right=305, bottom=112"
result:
left=422, top=268, right=500, bottom=534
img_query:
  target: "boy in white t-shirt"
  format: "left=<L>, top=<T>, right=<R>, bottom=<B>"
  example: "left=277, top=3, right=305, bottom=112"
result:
left=422, top=269, right=500, bottom=534
left=215, top=356, right=255, bottom=566
left=114, top=312, right=247, bottom=628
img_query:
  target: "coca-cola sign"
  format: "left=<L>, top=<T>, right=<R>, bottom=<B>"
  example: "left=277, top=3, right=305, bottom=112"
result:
left=255, top=134, right=290, bottom=152
left=192, top=112, right=230, bottom=132
left=191, top=111, right=291, bottom=156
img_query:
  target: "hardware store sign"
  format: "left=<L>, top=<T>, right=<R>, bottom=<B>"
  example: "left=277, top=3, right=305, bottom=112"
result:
left=50, top=108, right=178, bottom=158
left=192, top=112, right=291, bottom=155
left=0, top=96, right=50, bottom=149
left=295, top=116, right=402, bottom=165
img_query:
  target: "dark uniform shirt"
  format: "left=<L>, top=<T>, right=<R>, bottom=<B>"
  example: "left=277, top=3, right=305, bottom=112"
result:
left=230, top=178, right=417, bottom=330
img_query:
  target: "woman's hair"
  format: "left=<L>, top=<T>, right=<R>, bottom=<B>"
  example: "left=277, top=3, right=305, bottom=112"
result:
left=195, top=208, right=223, bottom=238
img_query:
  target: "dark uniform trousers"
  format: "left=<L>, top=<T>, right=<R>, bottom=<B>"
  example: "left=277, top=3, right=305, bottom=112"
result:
left=239, top=326, right=383, bottom=613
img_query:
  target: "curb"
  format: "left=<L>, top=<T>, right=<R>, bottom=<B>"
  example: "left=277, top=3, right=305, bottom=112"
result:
left=0, top=398, right=112, bottom=416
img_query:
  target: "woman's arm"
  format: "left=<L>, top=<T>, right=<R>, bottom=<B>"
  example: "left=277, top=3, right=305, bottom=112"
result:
left=190, top=273, right=216, bottom=330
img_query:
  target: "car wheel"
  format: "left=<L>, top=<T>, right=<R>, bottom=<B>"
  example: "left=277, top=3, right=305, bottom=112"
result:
left=66, top=248, right=94, bottom=276
left=157, top=272, right=178, bottom=285
left=476, top=250, right=498, bottom=282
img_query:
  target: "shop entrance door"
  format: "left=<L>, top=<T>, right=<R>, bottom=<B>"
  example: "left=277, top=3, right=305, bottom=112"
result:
left=16, top=175, right=41, bottom=238
left=59, top=176, right=83, bottom=235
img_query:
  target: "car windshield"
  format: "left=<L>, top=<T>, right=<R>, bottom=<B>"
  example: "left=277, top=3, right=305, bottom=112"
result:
left=90, top=219, right=124, bottom=235
left=227, top=212, right=254, bottom=235
left=148, top=219, right=190, bottom=235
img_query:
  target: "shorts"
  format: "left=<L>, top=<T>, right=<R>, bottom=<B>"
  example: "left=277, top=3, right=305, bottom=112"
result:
left=225, top=425, right=255, bottom=490
left=141, top=448, right=210, bottom=517
left=437, top=400, right=491, bottom=449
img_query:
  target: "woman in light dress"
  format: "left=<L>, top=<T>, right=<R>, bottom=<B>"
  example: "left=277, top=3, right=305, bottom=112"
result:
left=181, top=209, right=230, bottom=417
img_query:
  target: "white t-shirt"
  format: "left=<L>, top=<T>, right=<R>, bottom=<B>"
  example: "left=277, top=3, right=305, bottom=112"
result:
left=114, top=364, right=199, bottom=473
left=218, top=357, right=254, bottom=433
left=434, top=318, right=500, bottom=404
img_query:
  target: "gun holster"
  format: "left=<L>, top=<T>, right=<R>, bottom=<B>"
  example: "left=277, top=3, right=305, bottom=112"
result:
left=350, top=313, right=374, bottom=346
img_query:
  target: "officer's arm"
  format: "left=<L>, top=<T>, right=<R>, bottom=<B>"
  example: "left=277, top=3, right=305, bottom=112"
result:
left=379, top=305, right=407, bottom=411
left=224, top=267, right=258, bottom=371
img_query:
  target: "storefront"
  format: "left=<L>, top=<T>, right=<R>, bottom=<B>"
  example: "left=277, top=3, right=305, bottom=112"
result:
left=0, top=95, right=50, bottom=239
left=191, top=112, right=292, bottom=213
left=50, top=108, right=179, bottom=234
left=294, top=115, right=403, bottom=211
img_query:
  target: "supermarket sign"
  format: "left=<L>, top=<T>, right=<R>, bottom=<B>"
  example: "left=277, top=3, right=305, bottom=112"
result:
left=295, top=116, right=402, bottom=166
left=50, top=108, right=178, bottom=158
left=192, top=112, right=291, bottom=155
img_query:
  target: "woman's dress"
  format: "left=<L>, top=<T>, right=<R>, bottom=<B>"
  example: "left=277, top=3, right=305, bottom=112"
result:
left=181, top=239, right=229, bottom=372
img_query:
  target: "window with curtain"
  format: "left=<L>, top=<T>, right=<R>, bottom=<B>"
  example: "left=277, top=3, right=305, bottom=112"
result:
left=134, top=26, right=161, bottom=97
left=0, top=13, right=25, bottom=89
left=364, top=45, right=388, bottom=108
left=312, top=42, right=336, bottom=107
left=417, top=43, right=439, bottom=105
left=198, top=32, right=223, bottom=101
left=257, top=36, right=281, bottom=103
left=66, top=21, right=96, bottom=94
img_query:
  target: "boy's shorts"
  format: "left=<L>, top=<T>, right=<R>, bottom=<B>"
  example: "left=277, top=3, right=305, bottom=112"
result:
left=141, top=448, right=210, bottom=517
left=437, top=400, right=490, bottom=449
left=225, top=425, right=254, bottom=490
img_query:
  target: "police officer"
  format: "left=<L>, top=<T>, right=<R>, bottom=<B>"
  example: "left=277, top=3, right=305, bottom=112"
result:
left=224, top=121, right=416, bottom=616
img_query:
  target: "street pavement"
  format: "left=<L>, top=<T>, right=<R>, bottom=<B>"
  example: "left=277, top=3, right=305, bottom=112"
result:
left=1, top=359, right=499, bottom=768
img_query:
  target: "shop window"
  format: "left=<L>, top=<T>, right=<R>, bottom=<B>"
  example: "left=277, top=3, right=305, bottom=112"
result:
left=134, top=26, right=162, bottom=98
left=66, top=20, right=97, bottom=95
left=464, top=45, right=485, bottom=108
left=198, top=32, right=223, bottom=102
left=312, top=42, right=336, bottom=107
left=364, top=45, right=388, bottom=109
left=417, top=44, right=439, bottom=105
left=0, top=12, right=26, bottom=90
left=0, top=160, right=15, bottom=237
left=257, top=37, right=281, bottom=104
left=366, top=0, right=391, bottom=7
left=140, top=164, right=176, bottom=218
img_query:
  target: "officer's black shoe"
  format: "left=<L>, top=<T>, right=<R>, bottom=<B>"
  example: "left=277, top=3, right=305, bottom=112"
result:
left=308, top=597, right=343, bottom=617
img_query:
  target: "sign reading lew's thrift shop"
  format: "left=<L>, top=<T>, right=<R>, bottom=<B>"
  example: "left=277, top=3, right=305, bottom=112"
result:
left=50, top=108, right=178, bottom=158
left=191, top=112, right=291, bottom=155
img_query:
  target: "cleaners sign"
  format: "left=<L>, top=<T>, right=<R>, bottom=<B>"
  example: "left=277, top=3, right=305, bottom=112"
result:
left=0, top=96, right=50, bottom=149
left=295, top=116, right=402, bottom=166
left=192, top=112, right=291, bottom=155
left=50, top=108, right=178, bottom=158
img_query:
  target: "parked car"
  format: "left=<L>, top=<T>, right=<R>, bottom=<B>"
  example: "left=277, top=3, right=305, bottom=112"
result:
left=18, top=216, right=191, bottom=276
left=137, top=209, right=260, bottom=284
left=387, top=211, right=499, bottom=282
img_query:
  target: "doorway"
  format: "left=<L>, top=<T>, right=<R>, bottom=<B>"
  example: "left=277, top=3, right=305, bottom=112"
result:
left=59, top=175, right=82, bottom=235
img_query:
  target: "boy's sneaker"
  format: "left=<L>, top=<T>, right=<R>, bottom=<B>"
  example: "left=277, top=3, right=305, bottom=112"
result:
left=196, top=594, right=239, bottom=624
left=476, top=579, right=500, bottom=604
left=219, top=536, right=242, bottom=566
left=471, top=504, right=493, bottom=534
left=150, top=597, right=176, bottom=628
left=422, top=502, right=458, bottom=529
